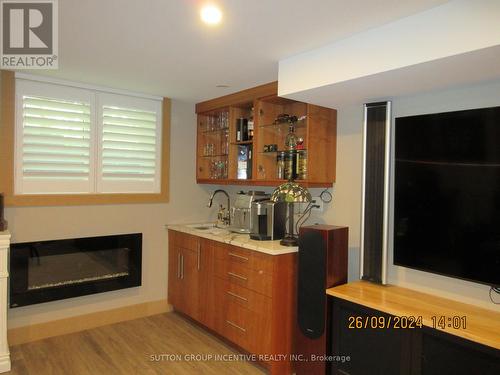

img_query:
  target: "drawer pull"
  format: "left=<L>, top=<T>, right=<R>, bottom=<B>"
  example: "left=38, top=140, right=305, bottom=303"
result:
left=228, top=272, right=247, bottom=281
left=228, top=252, right=249, bottom=262
left=226, top=320, right=246, bottom=332
left=197, top=242, right=201, bottom=271
left=226, top=291, right=248, bottom=302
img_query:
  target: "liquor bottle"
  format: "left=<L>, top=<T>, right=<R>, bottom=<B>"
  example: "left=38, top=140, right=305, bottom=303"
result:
left=248, top=107, right=254, bottom=140
left=284, top=123, right=298, bottom=150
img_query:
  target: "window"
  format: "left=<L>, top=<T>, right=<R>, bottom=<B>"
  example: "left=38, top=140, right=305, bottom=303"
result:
left=14, top=77, right=163, bottom=196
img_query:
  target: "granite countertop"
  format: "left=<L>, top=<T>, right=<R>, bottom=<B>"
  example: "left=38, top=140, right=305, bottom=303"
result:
left=167, top=224, right=298, bottom=256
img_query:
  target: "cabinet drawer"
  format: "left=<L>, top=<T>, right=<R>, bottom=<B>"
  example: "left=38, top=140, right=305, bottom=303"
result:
left=214, top=258, right=273, bottom=297
left=214, top=244, right=274, bottom=274
left=170, top=230, right=199, bottom=252
left=214, top=277, right=271, bottom=315
left=219, top=299, right=271, bottom=354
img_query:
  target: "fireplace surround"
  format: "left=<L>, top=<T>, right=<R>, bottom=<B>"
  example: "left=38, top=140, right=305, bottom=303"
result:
left=10, top=233, right=142, bottom=308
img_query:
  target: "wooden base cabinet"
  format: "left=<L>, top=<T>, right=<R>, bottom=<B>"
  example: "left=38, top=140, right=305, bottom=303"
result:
left=168, top=230, right=297, bottom=374
left=329, top=298, right=500, bottom=375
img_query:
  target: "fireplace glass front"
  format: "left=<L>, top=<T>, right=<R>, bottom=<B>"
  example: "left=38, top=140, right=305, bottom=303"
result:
left=10, top=233, right=142, bottom=307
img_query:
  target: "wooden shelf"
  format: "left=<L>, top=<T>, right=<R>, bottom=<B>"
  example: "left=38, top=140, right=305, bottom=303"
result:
left=201, top=154, right=228, bottom=158
left=259, top=118, right=306, bottom=129
left=231, top=141, right=253, bottom=145
left=196, top=178, right=332, bottom=188
left=327, top=281, right=500, bottom=350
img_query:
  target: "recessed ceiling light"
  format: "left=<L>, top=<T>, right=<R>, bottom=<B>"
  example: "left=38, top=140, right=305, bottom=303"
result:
left=216, top=84, right=230, bottom=88
left=200, top=4, right=222, bottom=25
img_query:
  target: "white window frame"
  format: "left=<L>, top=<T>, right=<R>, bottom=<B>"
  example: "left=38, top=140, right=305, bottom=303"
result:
left=14, top=74, right=163, bottom=196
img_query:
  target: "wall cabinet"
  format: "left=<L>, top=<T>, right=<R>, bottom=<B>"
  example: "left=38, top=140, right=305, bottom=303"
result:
left=195, top=82, right=337, bottom=187
left=168, top=230, right=297, bottom=375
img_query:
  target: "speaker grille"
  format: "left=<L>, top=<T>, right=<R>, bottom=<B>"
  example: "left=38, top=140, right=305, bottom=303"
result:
left=362, top=102, right=390, bottom=284
left=297, top=231, right=326, bottom=339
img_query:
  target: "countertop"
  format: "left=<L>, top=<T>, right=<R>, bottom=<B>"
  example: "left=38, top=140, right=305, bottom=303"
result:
left=167, top=224, right=298, bottom=256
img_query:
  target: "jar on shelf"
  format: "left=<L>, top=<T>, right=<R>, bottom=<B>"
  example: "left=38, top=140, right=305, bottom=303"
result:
left=296, top=150, right=307, bottom=180
left=283, top=151, right=294, bottom=180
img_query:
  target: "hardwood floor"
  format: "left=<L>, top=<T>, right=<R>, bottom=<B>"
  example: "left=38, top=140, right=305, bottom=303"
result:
left=7, top=312, right=266, bottom=375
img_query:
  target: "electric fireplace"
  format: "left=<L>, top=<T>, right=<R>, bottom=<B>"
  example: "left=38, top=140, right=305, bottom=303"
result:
left=10, top=233, right=142, bottom=307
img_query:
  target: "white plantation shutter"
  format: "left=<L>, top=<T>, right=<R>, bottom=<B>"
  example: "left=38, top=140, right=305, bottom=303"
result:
left=14, top=77, right=162, bottom=195
left=15, top=80, right=95, bottom=194
left=98, top=93, right=162, bottom=193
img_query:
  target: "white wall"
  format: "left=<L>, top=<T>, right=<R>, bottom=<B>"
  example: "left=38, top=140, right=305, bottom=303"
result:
left=278, top=0, right=500, bottom=97
left=5, top=99, right=217, bottom=329
left=310, top=79, right=500, bottom=312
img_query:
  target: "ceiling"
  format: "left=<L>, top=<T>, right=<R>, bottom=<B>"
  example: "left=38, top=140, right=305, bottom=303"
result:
left=33, top=0, right=450, bottom=102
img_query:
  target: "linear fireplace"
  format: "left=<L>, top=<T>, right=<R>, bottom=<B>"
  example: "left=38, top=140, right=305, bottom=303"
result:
left=10, top=233, right=142, bottom=307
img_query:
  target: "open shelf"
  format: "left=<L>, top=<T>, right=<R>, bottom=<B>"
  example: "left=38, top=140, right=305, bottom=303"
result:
left=201, top=154, right=228, bottom=158
left=258, top=118, right=306, bottom=129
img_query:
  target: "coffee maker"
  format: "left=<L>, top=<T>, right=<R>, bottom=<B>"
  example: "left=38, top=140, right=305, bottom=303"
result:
left=229, top=191, right=268, bottom=234
left=250, top=200, right=286, bottom=241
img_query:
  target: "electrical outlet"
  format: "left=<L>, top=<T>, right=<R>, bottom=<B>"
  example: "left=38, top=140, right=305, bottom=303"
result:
left=311, top=197, right=324, bottom=212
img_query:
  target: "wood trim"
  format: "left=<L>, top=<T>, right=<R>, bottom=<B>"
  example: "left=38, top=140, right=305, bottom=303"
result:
left=196, top=81, right=278, bottom=114
left=0, top=71, right=15, bottom=199
left=161, top=97, right=171, bottom=202
left=0, top=70, right=171, bottom=206
left=8, top=299, right=172, bottom=345
left=196, top=178, right=333, bottom=188
left=327, top=281, right=500, bottom=350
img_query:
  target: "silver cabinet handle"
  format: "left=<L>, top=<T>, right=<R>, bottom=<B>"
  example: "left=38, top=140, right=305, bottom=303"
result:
left=226, top=320, right=246, bottom=332
left=228, top=252, right=249, bottom=262
left=177, top=253, right=181, bottom=279
left=197, top=242, right=201, bottom=271
left=227, top=271, right=247, bottom=281
left=180, top=254, right=184, bottom=280
left=226, top=291, right=248, bottom=302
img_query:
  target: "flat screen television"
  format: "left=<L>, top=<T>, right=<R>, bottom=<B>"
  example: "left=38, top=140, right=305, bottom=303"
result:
left=394, top=106, right=500, bottom=288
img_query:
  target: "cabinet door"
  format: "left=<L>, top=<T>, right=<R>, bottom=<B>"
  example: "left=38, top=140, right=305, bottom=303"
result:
left=330, top=298, right=412, bottom=375
left=418, top=328, right=500, bottom=375
left=167, top=240, right=182, bottom=309
left=198, top=239, right=214, bottom=328
left=168, top=231, right=200, bottom=319
left=177, top=248, right=200, bottom=319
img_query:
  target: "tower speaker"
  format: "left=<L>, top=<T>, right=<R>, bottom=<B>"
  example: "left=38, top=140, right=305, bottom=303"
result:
left=295, top=225, right=348, bottom=375
left=360, top=101, right=392, bottom=285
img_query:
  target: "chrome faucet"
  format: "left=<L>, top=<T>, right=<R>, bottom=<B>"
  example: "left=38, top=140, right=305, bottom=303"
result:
left=207, top=189, right=231, bottom=227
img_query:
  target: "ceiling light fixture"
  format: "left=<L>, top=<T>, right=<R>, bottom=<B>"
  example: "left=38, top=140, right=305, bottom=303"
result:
left=200, top=4, right=222, bottom=25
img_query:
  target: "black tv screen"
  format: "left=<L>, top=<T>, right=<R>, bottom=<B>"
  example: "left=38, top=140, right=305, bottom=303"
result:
left=394, top=106, right=500, bottom=287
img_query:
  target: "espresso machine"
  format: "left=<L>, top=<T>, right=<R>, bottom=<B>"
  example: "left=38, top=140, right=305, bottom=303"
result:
left=250, top=200, right=286, bottom=241
left=229, top=191, right=268, bottom=233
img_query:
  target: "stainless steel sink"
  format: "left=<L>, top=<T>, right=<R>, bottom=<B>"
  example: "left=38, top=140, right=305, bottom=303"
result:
left=186, top=223, right=230, bottom=236
left=186, top=223, right=216, bottom=231
left=192, top=226, right=212, bottom=230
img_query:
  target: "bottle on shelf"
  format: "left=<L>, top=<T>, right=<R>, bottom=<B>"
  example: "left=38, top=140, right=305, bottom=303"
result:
left=284, top=123, right=299, bottom=150
left=296, top=150, right=307, bottom=180
left=248, top=107, right=254, bottom=140
left=236, top=118, right=248, bottom=142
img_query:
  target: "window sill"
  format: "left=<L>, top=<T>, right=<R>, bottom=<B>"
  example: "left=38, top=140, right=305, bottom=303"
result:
left=4, top=192, right=169, bottom=207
